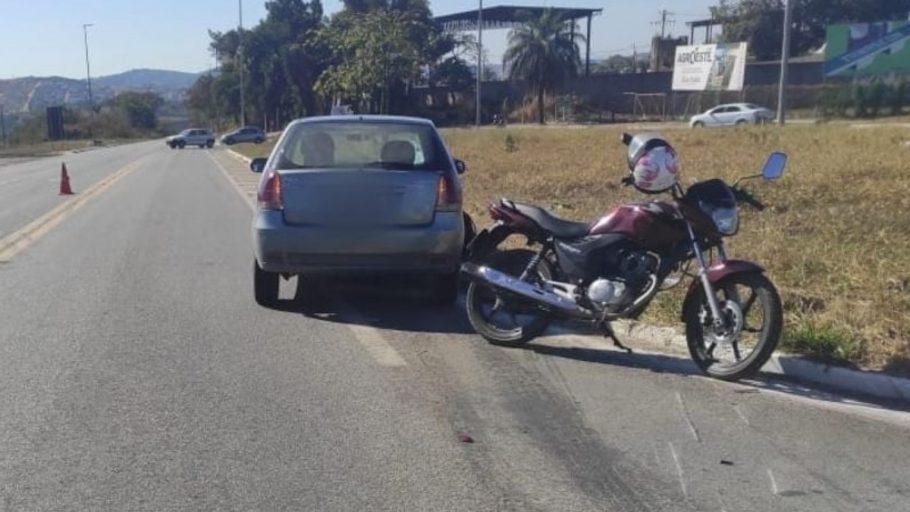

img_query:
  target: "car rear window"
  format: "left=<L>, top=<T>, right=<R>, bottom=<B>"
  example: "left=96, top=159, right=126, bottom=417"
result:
left=273, top=122, right=449, bottom=171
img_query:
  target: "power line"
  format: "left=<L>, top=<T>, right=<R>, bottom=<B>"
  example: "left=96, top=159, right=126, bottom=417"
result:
left=651, top=9, right=676, bottom=38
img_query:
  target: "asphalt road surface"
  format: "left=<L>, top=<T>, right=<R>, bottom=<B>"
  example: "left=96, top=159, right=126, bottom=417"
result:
left=1, top=142, right=909, bottom=511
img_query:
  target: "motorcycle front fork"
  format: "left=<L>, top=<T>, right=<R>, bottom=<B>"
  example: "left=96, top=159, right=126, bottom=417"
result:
left=686, top=222, right=726, bottom=329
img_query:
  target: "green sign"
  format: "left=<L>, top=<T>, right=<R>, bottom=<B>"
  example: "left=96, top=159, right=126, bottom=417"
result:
left=826, top=21, right=910, bottom=78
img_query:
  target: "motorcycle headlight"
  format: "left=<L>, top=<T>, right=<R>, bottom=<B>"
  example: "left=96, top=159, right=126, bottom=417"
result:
left=710, top=206, right=739, bottom=235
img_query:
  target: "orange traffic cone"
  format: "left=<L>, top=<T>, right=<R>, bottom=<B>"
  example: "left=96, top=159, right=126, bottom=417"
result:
left=59, top=163, right=73, bottom=195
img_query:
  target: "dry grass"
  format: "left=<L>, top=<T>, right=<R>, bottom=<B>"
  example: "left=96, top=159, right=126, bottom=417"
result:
left=443, top=124, right=910, bottom=372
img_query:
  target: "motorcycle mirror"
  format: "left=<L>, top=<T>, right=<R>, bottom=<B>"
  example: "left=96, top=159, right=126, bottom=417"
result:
left=761, top=152, right=787, bottom=181
left=250, top=158, right=267, bottom=173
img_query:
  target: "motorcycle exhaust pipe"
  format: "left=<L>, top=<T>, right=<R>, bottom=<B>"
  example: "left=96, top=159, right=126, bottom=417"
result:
left=461, top=263, right=593, bottom=318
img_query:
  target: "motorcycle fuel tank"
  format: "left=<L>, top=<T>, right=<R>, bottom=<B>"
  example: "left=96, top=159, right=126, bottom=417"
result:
left=589, top=202, right=686, bottom=251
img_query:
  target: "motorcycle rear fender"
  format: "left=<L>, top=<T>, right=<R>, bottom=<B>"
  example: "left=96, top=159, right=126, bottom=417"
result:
left=464, top=223, right=513, bottom=261
left=680, top=260, right=765, bottom=321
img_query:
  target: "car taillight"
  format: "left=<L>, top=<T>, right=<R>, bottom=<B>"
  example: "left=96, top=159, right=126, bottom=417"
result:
left=436, top=175, right=461, bottom=211
left=257, top=170, right=283, bottom=210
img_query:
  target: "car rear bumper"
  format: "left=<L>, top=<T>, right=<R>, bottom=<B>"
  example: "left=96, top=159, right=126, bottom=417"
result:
left=253, top=210, right=464, bottom=274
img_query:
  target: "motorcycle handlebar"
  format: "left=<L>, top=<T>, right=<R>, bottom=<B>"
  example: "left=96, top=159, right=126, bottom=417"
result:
left=733, top=187, right=766, bottom=211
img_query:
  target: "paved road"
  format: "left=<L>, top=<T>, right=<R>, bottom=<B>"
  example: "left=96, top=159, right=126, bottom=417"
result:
left=1, top=144, right=909, bottom=511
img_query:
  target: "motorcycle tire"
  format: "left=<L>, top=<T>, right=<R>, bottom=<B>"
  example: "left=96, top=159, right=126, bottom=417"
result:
left=465, top=249, right=553, bottom=347
left=684, top=272, right=782, bottom=381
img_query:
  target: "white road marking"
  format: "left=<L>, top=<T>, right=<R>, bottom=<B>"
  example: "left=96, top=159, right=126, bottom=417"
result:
left=676, top=391, right=701, bottom=442
left=767, top=468, right=779, bottom=495
left=348, top=324, right=408, bottom=368
left=206, top=151, right=256, bottom=210
left=208, top=150, right=408, bottom=369
left=734, top=405, right=750, bottom=426
left=668, top=442, right=688, bottom=498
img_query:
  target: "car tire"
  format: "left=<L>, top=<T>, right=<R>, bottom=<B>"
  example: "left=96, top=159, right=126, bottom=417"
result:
left=736, top=119, right=749, bottom=126
left=693, top=121, right=705, bottom=128
left=430, top=271, right=459, bottom=307
left=178, top=141, right=186, bottom=149
left=254, top=260, right=280, bottom=307
left=207, top=140, right=214, bottom=148
left=255, top=137, right=264, bottom=144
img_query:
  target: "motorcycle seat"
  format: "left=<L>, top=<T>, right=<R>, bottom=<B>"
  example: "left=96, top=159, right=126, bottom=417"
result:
left=502, top=199, right=590, bottom=239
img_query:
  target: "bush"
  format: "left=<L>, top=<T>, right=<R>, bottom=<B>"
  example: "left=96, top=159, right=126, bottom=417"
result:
left=889, top=80, right=908, bottom=116
left=853, top=84, right=870, bottom=118
left=868, top=81, right=888, bottom=116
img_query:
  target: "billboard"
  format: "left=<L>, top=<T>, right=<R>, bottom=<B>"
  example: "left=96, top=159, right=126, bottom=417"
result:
left=825, top=21, right=910, bottom=78
left=46, top=106, right=65, bottom=141
left=672, top=43, right=748, bottom=91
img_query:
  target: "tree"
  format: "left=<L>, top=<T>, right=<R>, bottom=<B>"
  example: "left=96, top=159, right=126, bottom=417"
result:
left=111, top=92, right=164, bottom=130
left=595, top=54, right=637, bottom=74
left=503, top=9, right=583, bottom=124
left=712, top=0, right=910, bottom=61
left=316, top=9, right=422, bottom=113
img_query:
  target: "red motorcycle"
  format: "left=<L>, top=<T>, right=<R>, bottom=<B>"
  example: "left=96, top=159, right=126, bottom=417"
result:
left=462, top=133, right=787, bottom=381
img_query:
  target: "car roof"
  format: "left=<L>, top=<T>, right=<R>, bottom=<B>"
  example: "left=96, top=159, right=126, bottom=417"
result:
left=714, top=103, right=760, bottom=109
left=287, top=115, right=436, bottom=128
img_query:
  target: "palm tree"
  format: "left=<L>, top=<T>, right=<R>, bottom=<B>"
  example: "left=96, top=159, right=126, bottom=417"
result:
left=503, top=9, right=583, bottom=124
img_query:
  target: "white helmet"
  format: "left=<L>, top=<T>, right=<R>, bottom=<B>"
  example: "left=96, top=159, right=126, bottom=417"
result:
left=624, top=133, right=680, bottom=193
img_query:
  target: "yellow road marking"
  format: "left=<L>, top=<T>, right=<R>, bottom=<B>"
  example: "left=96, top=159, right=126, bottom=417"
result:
left=0, top=160, right=143, bottom=263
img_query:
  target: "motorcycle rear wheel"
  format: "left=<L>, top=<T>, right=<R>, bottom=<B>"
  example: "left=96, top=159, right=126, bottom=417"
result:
left=465, top=249, right=553, bottom=346
left=684, top=272, right=782, bottom=381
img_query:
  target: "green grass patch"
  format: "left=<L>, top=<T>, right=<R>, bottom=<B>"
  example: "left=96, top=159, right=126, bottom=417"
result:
left=230, top=141, right=276, bottom=160
left=782, top=319, right=867, bottom=365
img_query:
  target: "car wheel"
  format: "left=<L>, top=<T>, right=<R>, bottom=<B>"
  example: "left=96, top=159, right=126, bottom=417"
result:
left=255, top=137, right=264, bottom=144
left=206, top=140, right=214, bottom=148
left=430, top=271, right=459, bottom=307
left=693, top=121, right=705, bottom=128
left=178, top=141, right=186, bottom=149
left=736, top=119, right=749, bottom=126
left=254, top=260, right=280, bottom=307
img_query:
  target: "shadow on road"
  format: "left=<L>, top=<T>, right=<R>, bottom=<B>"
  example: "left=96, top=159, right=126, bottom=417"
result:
left=262, top=278, right=910, bottom=412
left=519, top=338, right=910, bottom=412
left=263, top=275, right=475, bottom=335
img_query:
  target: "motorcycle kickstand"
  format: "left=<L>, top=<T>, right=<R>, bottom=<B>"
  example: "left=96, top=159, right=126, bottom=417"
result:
left=599, top=321, right=633, bottom=354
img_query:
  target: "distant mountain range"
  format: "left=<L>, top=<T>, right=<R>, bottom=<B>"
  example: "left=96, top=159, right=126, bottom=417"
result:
left=0, top=69, right=201, bottom=113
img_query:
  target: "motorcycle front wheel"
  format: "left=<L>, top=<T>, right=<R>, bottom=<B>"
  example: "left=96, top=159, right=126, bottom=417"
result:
left=465, top=249, right=553, bottom=347
left=684, top=272, right=783, bottom=381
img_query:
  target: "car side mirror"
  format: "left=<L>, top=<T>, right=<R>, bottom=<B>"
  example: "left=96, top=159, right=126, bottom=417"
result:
left=454, top=159, right=467, bottom=175
left=250, top=157, right=267, bottom=173
left=762, top=152, right=787, bottom=181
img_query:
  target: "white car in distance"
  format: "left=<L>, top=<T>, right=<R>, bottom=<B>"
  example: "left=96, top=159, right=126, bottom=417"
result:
left=690, top=103, right=775, bottom=128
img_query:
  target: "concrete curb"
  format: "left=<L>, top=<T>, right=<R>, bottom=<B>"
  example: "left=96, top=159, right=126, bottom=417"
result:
left=580, top=319, right=910, bottom=403
left=225, top=148, right=252, bottom=164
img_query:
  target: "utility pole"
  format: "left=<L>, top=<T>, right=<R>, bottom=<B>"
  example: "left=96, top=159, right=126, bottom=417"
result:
left=653, top=10, right=675, bottom=39
left=83, top=23, right=94, bottom=139
left=238, top=0, right=246, bottom=126
left=777, top=0, right=793, bottom=125
left=475, top=0, right=483, bottom=127
left=83, top=24, right=94, bottom=108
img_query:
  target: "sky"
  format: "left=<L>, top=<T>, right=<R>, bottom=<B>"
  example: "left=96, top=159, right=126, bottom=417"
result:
left=0, top=0, right=717, bottom=79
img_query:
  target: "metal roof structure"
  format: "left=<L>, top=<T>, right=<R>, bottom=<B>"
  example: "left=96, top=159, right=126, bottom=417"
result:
left=435, top=5, right=602, bottom=32
left=434, top=5, right=603, bottom=76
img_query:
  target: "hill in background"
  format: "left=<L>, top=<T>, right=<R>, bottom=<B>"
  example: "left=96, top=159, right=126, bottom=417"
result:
left=0, top=68, right=201, bottom=114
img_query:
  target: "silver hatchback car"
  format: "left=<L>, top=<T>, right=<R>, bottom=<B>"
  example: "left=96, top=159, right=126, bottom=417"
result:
left=251, top=116, right=466, bottom=306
